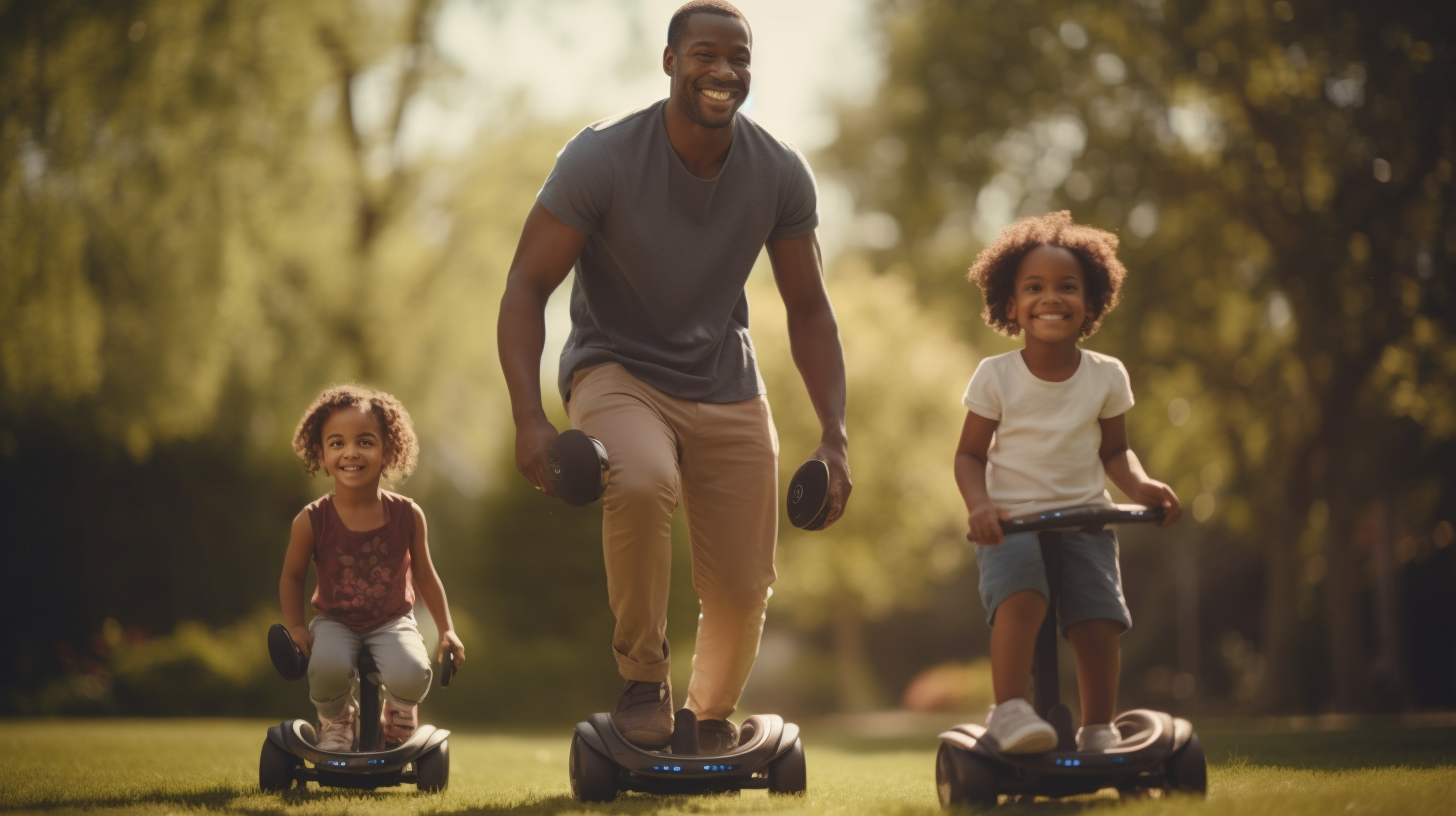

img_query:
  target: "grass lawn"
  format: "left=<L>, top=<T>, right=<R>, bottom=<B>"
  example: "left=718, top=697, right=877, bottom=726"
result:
left=0, top=718, right=1453, bottom=815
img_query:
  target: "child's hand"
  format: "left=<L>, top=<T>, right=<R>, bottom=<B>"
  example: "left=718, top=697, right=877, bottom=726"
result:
left=967, top=504, right=1012, bottom=545
left=1131, top=480, right=1182, bottom=527
left=437, top=630, right=465, bottom=669
left=288, top=625, right=313, bottom=659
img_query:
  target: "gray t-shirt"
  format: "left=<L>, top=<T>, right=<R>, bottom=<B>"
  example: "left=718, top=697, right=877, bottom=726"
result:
left=537, top=99, right=819, bottom=404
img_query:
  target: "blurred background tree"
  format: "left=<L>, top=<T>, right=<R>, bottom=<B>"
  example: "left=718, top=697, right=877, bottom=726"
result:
left=825, top=0, right=1456, bottom=713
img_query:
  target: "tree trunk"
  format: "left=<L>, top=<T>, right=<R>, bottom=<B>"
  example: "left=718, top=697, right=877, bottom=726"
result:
left=1323, top=498, right=1372, bottom=711
left=1256, top=523, right=1300, bottom=712
left=832, top=595, right=879, bottom=712
left=1368, top=501, right=1412, bottom=711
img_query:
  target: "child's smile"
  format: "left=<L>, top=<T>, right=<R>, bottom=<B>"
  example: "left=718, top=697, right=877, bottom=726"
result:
left=321, top=406, right=385, bottom=488
left=1008, top=245, right=1087, bottom=346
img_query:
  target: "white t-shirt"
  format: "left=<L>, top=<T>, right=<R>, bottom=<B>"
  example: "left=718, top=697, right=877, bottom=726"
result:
left=962, top=349, right=1135, bottom=518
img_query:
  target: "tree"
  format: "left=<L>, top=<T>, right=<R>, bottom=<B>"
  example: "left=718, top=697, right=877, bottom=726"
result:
left=825, top=0, right=1455, bottom=711
left=0, top=0, right=549, bottom=699
left=750, top=256, right=979, bottom=709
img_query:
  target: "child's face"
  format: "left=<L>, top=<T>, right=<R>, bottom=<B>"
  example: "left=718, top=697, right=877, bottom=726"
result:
left=320, top=405, right=385, bottom=488
left=1007, top=245, right=1087, bottom=345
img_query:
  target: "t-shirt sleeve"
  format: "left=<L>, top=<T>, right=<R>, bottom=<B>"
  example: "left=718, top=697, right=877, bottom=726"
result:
left=767, top=144, right=819, bottom=241
left=1099, top=357, right=1135, bottom=419
left=536, top=128, right=614, bottom=234
left=962, top=358, right=1002, bottom=420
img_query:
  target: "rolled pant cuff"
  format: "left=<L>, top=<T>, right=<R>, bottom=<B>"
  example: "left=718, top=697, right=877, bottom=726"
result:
left=311, top=690, right=354, bottom=721
left=615, top=650, right=671, bottom=683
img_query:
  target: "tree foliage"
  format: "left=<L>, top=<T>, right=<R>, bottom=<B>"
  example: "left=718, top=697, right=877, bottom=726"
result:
left=826, top=0, right=1456, bottom=711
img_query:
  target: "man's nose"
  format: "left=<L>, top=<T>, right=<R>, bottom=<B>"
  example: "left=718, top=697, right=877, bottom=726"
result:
left=709, top=59, right=739, bottom=82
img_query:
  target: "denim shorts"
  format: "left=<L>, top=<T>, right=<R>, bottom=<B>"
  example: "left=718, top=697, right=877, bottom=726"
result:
left=975, top=529, right=1131, bottom=636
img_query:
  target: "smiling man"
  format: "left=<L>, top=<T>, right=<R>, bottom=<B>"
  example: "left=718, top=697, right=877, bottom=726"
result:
left=496, top=0, right=851, bottom=752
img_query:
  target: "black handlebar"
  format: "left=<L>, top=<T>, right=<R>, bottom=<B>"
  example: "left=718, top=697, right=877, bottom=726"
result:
left=999, top=503, right=1166, bottom=534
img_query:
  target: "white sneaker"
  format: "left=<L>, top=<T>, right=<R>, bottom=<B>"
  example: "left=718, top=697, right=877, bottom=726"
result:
left=985, top=699, right=1057, bottom=754
left=1077, top=723, right=1121, bottom=752
left=316, top=704, right=357, bottom=752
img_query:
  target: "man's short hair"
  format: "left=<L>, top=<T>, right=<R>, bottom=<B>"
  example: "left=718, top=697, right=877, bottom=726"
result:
left=667, top=1, right=752, bottom=51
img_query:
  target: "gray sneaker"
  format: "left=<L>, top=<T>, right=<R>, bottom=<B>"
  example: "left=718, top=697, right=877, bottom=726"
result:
left=984, top=698, right=1057, bottom=754
left=1077, top=723, right=1121, bottom=752
left=698, top=718, right=739, bottom=754
left=613, top=679, right=673, bottom=749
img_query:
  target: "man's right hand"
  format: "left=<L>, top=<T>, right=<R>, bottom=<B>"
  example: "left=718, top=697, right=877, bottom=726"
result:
left=514, top=415, right=560, bottom=498
left=288, top=624, right=314, bottom=659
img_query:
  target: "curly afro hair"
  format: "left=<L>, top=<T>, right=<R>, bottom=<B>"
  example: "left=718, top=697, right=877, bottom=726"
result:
left=967, top=210, right=1127, bottom=339
left=292, top=384, right=419, bottom=482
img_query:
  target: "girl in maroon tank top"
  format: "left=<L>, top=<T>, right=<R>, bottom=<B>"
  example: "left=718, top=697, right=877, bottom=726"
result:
left=279, top=385, right=466, bottom=752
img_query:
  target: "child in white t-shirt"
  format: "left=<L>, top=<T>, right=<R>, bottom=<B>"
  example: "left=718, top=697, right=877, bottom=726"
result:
left=954, top=211, right=1182, bottom=753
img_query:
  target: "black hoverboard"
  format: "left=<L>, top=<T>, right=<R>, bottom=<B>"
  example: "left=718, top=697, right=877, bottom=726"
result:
left=259, top=624, right=457, bottom=793
left=935, top=503, right=1207, bottom=806
left=569, top=706, right=805, bottom=802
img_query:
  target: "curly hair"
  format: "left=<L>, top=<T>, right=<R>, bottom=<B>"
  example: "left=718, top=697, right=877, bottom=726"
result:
left=292, top=384, right=419, bottom=482
left=967, top=210, right=1127, bottom=339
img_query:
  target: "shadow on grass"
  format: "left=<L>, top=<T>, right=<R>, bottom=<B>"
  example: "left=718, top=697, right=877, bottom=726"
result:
left=817, top=727, right=1456, bottom=770
left=1199, top=727, right=1456, bottom=770
left=4, top=784, right=402, bottom=814
left=416, top=791, right=797, bottom=815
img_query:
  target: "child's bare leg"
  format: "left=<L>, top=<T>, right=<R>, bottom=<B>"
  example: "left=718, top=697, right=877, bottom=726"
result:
left=1067, top=618, right=1121, bottom=724
left=990, top=590, right=1048, bottom=704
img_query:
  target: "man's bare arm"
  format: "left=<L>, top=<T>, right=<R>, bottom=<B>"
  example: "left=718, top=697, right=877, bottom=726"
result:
left=767, top=231, right=852, bottom=527
left=497, top=202, right=590, bottom=496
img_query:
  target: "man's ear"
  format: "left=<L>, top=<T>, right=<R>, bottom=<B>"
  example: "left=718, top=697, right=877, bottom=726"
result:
left=663, top=44, right=675, bottom=77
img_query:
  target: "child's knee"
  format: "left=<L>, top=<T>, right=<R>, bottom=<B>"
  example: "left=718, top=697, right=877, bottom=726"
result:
left=382, top=661, right=433, bottom=705
left=307, top=654, right=356, bottom=694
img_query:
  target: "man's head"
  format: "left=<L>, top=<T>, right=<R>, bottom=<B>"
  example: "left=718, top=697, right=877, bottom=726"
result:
left=663, top=1, right=752, bottom=129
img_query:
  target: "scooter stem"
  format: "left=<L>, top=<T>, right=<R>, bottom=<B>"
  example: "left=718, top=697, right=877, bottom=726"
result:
left=1033, top=531, right=1077, bottom=751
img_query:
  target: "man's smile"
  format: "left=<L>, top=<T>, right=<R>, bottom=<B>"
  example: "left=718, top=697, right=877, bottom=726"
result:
left=697, top=85, right=740, bottom=105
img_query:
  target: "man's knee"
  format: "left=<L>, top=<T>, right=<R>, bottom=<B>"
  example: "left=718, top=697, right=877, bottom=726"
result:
left=697, top=579, right=773, bottom=617
left=606, top=460, right=678, bottom=514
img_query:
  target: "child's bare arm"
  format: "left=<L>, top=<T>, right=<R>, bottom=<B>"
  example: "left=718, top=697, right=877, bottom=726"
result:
left=956, top=411, right=1011, bottom=544
left=409, top=504, right=465, bottom=669
left=279, top=511, right=315, bottom=657
left=1098, top=414, right=1182, bottom=527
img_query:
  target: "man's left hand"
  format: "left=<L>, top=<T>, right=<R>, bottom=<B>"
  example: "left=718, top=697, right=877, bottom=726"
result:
left=809, top=440, right=852, bottom=529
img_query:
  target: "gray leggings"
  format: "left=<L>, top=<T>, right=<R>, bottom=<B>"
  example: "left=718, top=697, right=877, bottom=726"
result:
left=307, top=613, right=433, bottom=719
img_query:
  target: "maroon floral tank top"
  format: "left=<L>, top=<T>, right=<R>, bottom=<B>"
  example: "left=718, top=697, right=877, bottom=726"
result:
left=307, top=491, right=415, bottom=630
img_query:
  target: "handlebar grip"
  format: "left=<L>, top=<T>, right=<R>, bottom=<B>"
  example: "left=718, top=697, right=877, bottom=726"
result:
left=439, top=647, right=457, bottom=688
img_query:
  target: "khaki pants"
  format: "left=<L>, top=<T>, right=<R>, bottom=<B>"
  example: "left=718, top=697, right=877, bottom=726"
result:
left=567, top=363, right=778, bottom=720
